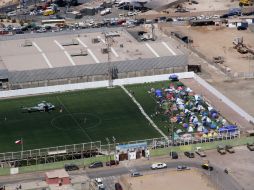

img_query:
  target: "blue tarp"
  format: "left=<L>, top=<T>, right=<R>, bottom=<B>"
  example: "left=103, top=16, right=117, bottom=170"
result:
left=218, top=125, right=237, bottom=133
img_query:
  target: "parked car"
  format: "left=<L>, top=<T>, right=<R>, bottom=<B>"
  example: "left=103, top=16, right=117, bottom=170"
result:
left=217, top=145, right=226, bottom=155
left=184, top=151, right=195, bottom=158
left=201, top=163, right=213, bottom=171
left=36, top=28, right=46, bottom=33
left=95, top=178, right=105, bottom=190
left=106, top=160, right=119, bottom=166
left=191, top=0, right=199, bottom=4
left=131, top=171, right=142, bottom=177
left=89, top=161, right=103, bottom=168
left=15, top=29, right=24, bottom=34
left=169, top=151, right=178, bottom=159
left=151, top=162, right=167, bottom=170
left=237, top=26, right=247, bottom=30
left=195, top=147, right=206, bottom=157
left=247, top=143, right=254, bottom=151
left=115, top=183, right=123, bottom=190
left=225, top=145, right=235, bottom=153
left=64, top=163, right=79, bottom=171
left=177, top=165, right=190, bottom=171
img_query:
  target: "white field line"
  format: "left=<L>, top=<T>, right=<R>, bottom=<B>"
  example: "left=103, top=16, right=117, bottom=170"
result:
left=64, top=51, right=76, bottom=66
left=162, top=41, right=177, bottom=56
left=76, top=38, right=87, bottom=48
left=120, top=85, right=168, bottom=139
left=54, top=40, right=65, bottom=50
left=32, top=42, right=53, bottom=68
left=145, top=43, right=160, bottom=57
left=87, top=49, right=100, bottom=63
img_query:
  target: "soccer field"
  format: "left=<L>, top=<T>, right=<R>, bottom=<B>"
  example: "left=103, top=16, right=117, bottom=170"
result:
left=0, top=86, right=161, bottom=153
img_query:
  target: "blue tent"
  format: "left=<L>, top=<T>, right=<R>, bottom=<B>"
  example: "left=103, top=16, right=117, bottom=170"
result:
left=169, top=74, right=179, bottom=81
left=155, top=89, right=163, bottom=98
left=203, top=128, right=209, bottom=134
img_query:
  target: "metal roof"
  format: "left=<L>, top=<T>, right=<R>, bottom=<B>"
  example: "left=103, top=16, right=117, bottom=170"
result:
left=3, top=55, right=187, bottom=83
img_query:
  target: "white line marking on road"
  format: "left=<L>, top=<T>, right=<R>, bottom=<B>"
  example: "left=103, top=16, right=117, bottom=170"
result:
left=97, top=36, right=118, bottom=58
left=76, top=38, right=100, bottom=63
left=111, top=47, right=119, bottom=58
left=162, top=41, right=177, bottom=56
left=32, top=42, right=42, bottom=53
left=42, top=53, right=53, bottom=68
left=121, top=85, right=168, bottom=139
left=32, top=42, right=53, bottom=68
left=76, top=38, right=87, bottom=48
left=97, top=36, right=106, bottom=43
left=87, top=49, right=100, bottom=63
left=145, top=43, right=160, bottom=57
left=64, top=51, right=76, bottom=66
left=54, top=40, right=65, bottom=50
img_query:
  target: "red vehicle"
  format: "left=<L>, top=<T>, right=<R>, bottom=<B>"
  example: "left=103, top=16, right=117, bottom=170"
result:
left=0, top=30, right=8, bottom=35
left=117, top=19, right=126, bottom=25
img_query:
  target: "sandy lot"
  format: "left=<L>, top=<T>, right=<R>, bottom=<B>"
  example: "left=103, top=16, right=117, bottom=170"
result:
left=206, top=146, right=254, bottom=190
left=120, top=170, right=215, bottom=190
left=160, top=25, right=254, bottom=74
left=0, top=0, right=16, bottom=7
left=210, top=79, right=254, bottom=117
left=184, top=0, right=239, bottom=12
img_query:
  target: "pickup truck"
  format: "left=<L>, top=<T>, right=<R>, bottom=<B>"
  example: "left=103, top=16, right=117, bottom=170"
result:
left=195, top=147, right=206, bottom=157
left=247, top=143, right=254, bottom=151
left=217, top=145, right=226, bottom=155
left=225, top=145, right=235, bottom=153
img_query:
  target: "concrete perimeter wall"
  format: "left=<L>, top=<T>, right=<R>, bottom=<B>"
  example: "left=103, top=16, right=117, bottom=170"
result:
left=0, top=72, right=194, bottom=98
left=0, top=71, right=253, bottom=125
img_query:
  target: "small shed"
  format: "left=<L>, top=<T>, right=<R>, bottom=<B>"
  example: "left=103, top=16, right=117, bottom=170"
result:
left=116, top=142, right=147, bottom=161
left=45, top=169, right=70, bottom=185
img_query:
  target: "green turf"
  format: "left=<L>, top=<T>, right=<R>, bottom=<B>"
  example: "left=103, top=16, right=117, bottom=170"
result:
left=126, top=82, right=171, bottom=135
left=0, top=87, right=161, bottom=152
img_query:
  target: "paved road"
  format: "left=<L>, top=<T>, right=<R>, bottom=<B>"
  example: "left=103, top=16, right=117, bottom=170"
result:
left=0, top=158, right=242, bottom=190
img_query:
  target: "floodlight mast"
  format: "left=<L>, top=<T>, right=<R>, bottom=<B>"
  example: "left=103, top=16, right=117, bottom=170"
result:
left=105, top=34, right=114, bottom=88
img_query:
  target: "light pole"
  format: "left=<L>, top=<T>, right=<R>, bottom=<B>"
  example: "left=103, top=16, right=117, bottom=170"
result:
left=105, top=137, right=110, bottom=161
left=112, top=136, right=116, bottom=157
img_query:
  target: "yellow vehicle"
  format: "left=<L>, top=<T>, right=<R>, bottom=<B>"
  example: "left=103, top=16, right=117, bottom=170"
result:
left=43, top=9, right=55, bottom=16
left=239, top=0, right=253, bottom=6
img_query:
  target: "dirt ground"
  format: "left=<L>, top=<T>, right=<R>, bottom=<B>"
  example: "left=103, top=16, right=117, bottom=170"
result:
left=206, top=146, right=254, bottom=190
left=161, top=25, right=254, bottom=74
left=184, top=0, right=239, bottom=12
left=210, top=79, right=254, bottom=117
left=0, top=0, right=16, bottom=7
left=120, top=170, right=215, bottom=190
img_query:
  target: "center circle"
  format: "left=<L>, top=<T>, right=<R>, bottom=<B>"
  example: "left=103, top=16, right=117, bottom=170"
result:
left=51, top=113, right=101, bottom=131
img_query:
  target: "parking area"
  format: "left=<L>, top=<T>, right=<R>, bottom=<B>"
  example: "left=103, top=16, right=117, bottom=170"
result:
left=120, top=169, right=215, bottom=190
left=205, top=146, right=254, bottom=190
left=0, top=29, right=181, bottom=71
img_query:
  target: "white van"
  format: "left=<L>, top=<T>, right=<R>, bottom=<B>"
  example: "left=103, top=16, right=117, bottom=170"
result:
left=7, top=11, right=17, bottom=16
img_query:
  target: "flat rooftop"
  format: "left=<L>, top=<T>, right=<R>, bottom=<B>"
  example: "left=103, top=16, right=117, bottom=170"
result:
left=0, top=29, right=183, bottom=72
